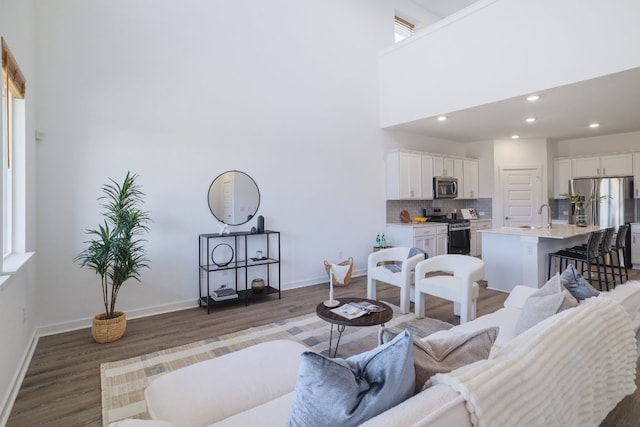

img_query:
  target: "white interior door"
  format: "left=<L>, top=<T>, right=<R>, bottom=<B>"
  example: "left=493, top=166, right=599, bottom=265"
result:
left=501, top=167, right=542, bottom=227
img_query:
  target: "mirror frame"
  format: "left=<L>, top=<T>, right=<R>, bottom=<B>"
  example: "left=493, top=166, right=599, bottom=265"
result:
left=208, top=170, right=260, bottom=226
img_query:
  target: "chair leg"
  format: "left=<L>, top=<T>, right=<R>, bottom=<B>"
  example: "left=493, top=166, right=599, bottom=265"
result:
left=367, top=277, right=376, bottom=301
left=460, top=300, right=476, bottom=324
left=399, top=286, right=409, bottom=315
left=620, top=248, right=629, bottom=282
left=415, top=287, right=426, bottom=319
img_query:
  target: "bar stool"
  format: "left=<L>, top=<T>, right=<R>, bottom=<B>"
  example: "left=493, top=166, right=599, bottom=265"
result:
left=547, top=229, right=606, bottom=289
left=610, top=224, right=630, bottom=285
left=565, top=227, right=615, bottom=290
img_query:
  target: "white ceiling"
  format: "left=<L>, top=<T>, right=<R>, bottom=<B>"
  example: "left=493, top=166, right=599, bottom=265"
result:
left=410, top=0, right=479, bottom=19
left=397, top=1, right=640, bottom=143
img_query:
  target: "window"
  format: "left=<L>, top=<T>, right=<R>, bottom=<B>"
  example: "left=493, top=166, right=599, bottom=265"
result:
left=394, top=16, right=414, bottom=43
left=2, top=37, right=26, bottom=261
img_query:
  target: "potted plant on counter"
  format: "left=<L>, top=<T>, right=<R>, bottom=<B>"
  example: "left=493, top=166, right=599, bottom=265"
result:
left=560, top=192, right=610, bottom=227
left=75, top=172, right=151, bottom=343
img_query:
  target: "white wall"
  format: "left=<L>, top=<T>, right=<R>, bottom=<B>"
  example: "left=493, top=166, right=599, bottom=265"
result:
left=0, top=0, right=37, bottom=423
left=553, top=130, right=640, bottom=157
left=380, top=0, right=640, bottom=127
left=33, top=0, right=415, bottom=332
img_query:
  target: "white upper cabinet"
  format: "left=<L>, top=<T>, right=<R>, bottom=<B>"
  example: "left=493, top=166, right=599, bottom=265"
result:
left=386, top=151, right=477, bottom=200
left=553, top=158, right=572, bottom=198
left=600, top=154, right=633, bottom=176
left=386, top=151, right=422, bottom=199
left=453, top=159, right=464, bottom=198
left=570, top=154, right=632, bottom=178
left=462, top=159, right=479, bottom=199
left=433, top=157, right=455, bottom=177
left=421, top=155, right=434, bottom=200
left=571, top=156, right=601, bottom=178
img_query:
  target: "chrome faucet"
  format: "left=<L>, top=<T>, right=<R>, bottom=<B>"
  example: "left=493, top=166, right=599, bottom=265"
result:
left=538, top=204, right=552, bottom=229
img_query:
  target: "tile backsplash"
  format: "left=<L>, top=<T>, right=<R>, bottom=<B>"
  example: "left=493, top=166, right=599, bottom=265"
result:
left=386, top=198, right=493, bottom=223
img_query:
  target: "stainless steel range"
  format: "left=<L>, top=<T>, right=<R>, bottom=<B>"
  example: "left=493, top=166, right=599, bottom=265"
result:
left=426, top=215, right=471, bottom=255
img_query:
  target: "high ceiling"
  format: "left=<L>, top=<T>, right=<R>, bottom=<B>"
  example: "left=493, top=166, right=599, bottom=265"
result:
left=398, top=1, right=640, bottom=142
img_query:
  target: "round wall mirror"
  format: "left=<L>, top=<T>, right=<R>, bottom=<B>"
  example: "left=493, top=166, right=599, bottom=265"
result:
left=208, top=170, right=260, bottom=226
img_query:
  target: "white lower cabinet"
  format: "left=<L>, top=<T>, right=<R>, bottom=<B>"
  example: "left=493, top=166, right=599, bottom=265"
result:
left=470, top=219, right=491, bottom=256
left=632, top=223, right=640, bottom=269
left=386, top=224, right=448, bottom=257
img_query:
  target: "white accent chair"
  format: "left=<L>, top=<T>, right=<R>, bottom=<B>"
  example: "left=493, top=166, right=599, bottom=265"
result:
left=414, top=255, right=485, bottom=323
left=367, top=247, right=427, bottom=314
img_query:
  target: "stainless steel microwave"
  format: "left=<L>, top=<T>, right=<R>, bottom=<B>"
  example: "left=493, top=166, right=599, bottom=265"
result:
left=433, top=176, right=458, bottom=199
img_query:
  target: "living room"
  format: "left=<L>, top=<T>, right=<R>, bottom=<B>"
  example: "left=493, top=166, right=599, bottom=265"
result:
left=1, top=0, right=640, bottom=425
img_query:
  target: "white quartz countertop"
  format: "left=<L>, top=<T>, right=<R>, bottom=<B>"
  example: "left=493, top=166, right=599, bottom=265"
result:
left=478, top=223, right=602, bottom=240
left=387, top=222, right=442, bottom=227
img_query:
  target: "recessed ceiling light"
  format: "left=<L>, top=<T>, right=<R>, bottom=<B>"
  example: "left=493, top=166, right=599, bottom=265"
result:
left=589, top=123, right=600, bottom=128
left=511, top=134, right=520, bottom=139
left=437, top=116, right=447, bottom=121
left=525, top=117, right=536, bottom=123
left=526, top=95, right=540, bottom=101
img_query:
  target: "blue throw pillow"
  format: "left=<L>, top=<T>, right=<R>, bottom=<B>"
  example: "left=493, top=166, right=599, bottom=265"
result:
left=560, top=264, right=600, bottom=301
left=287, top=329, right=415, bottom=427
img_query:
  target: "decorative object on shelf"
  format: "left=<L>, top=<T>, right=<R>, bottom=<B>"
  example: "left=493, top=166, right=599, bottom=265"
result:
left=208, top=170, right=260, bottom=226
left=211, top=243, right=234, bottom=267
left=257, top=215, right=265, bottom=233
left=74, top=172, right=151, bottom=343
left=251, top=278, right=266, bottom=293
left=210, top=285, right=238, bottom=301
left=323, top=257, right=354, bottom=287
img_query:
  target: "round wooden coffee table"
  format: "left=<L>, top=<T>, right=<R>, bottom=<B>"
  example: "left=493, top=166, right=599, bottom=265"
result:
left=316, top=297, right=393, bottom=357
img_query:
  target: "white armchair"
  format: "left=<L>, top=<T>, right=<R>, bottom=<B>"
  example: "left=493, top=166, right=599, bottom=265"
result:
left=367, top=247, right=427, bottom=314
left=414, top=255, right=485, bottom=323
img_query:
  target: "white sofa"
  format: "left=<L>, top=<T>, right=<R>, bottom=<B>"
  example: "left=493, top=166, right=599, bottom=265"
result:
left=112, top=281, right=640, bottom=427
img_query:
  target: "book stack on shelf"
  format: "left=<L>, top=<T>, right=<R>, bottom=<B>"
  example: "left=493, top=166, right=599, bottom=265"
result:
left=210, top=286, right=238, bottom=301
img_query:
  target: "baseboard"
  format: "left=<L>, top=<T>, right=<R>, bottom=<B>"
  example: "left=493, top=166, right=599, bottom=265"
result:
left=0, top=329, right=39, bottom=427
left=284, top=268, right=366, bottom=290
left=37, top=299, right=197, bottom=337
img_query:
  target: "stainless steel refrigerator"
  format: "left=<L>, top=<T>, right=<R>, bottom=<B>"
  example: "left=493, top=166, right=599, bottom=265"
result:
left=568, top=176, right=634, bottom=228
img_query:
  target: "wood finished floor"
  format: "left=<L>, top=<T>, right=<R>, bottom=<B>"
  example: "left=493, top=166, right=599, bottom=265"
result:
left=7, top=270, right=640, bottom=426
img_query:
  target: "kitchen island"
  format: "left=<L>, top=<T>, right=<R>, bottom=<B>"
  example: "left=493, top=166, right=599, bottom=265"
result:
left=478, top=224, right=601, bottom=292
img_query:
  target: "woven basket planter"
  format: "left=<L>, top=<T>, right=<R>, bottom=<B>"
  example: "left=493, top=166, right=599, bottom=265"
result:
left=92, top=311, right=127, bottom=343
left=323, top=257, right=354, bottom=287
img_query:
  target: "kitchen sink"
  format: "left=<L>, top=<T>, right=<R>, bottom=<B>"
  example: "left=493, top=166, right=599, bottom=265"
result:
left=514, top=225, right=546, bottom=230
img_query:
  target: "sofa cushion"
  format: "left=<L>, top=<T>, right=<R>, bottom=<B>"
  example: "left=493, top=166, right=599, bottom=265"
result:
left=145, top=340, right=307, bottom=427
left=380, top=327, right=498, bottom=394
left=560, top=264, right=600, bottom=300
left=502, top=285, right=537, bottom=310
left=209, top=392, right=295, bottom=427
left=359, top=383, right=471, bottom=427
left=287, top=329, right=415, bottom=427
left=515, top=273, right=577, bottom=334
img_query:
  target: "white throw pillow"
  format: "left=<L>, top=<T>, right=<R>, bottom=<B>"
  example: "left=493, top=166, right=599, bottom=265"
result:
left=515, top=274, right=578, bottom=334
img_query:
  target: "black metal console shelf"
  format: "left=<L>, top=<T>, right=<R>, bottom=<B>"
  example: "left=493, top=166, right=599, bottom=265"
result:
left=198, top=230, right=281, bottom=314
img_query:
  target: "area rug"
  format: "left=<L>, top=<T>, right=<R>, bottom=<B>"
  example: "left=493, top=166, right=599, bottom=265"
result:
left=100, top=307, right=452, bottom=426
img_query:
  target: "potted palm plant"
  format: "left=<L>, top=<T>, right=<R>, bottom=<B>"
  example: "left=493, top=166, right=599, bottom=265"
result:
left=75, top=172, right=151, bottom=343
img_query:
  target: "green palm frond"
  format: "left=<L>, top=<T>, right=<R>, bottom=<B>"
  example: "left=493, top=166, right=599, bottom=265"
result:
left=74, top=172, right=151, bottom=319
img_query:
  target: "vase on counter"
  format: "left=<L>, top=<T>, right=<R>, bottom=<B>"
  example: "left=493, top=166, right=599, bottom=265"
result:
left=575, top=202, right=587, bottom=227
